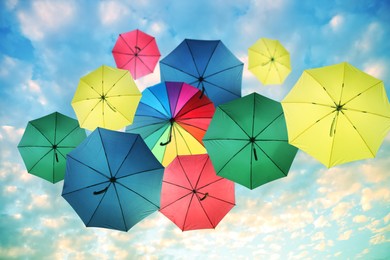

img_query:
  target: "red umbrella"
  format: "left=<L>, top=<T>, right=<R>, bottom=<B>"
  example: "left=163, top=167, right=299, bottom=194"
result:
left=112, top=29, right=161, bottom=80
left=160, top=154, right=235, bottom=231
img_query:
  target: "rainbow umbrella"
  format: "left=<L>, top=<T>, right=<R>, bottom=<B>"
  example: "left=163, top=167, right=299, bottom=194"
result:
left=112, top=29, right=161, bottom=80
left=160, top=39, right=243, bottom=106
left=126, top=82, right=215, bottom=166
left=160, top=154, right=235, bottom=231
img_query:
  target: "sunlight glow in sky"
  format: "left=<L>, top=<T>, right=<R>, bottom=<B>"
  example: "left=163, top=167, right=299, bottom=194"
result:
left=1, top=0, right=389, bottom=259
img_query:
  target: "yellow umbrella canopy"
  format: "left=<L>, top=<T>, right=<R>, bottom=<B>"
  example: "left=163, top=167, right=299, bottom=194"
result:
left=282, top=62, right=390, bottom=167
left=72, top=65, right=142, bottom=131
left=248, top=38, right=291, bottom=85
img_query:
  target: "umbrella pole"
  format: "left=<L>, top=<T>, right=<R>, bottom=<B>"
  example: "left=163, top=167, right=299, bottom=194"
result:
left=160, top=120, right=174, bottom=146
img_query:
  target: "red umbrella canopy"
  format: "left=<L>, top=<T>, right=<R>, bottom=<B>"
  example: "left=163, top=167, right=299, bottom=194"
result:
left=112, top=29, right=161, bottom=80
left=160, top=154, right=235, bottom=231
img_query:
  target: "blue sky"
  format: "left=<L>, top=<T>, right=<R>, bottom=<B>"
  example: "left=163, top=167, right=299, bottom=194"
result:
left=1, top=0, right=390, bottom=259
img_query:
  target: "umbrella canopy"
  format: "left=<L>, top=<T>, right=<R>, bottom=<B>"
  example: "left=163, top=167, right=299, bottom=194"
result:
left=282, top=62, right=390, bottom=167
left=17, top=112, right=86, bottom=183
left=71, top=65, right=141, bottom=131
left=160, top=154, right=235, bottom=231
left=203, top=93, right=298, bottom=190
left=160, top=39, right=243, bottom=107
left=112, top=29, right=161, bottom=80
left=248, top=38, right=291, bottom=85
left=126, top=81, right=215, bottom=166
left=62, top=128, right=164, bottom=232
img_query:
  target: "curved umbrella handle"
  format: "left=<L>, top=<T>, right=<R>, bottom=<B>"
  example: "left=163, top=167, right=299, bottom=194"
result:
left=93, top=186, right=108, bottom=195
left=199, top=192, right=209, bottom=201
left=55, top=151, right=59, bottom=163
left=199, top=86, right=205, bottom=99
left=253, top=147, right=258, bottom=161
left=160, top=121, right=174, bottom=146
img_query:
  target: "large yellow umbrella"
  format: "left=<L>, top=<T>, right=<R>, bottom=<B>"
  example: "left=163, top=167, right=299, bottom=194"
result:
left=72, top=65, right=141, bottom=131
left=248, top=38, right=291, bottom=85
left=282, top=62, right=390, bottom=167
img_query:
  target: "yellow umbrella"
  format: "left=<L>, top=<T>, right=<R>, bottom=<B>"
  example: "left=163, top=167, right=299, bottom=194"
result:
left=72, top=65, right=141, bottom=131
left=248, top=38, right=291, bottom=85
left=282, top=62, right=390, bottom=167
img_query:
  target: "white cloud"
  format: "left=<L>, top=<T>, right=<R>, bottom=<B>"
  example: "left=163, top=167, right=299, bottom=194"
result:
left=41, top=217, right=66, bottom=228
left=5, top=0, right=18, bottom=10
left=338, top=230, right=353, bottom=240
left=28, top=194, right=50, bottom=210
left=1, top=125, right=24, bottom=143
left=331, top=202, right=353, bottom=220
left=353, top=22, right=383, bottom=53
left=370, top=234, right=388, bottom=245
left=18, top=0, right=76, bottom=41
left=329, top=15, right=344, bottom=31
left=361, top=188, right=390, bottom=211
left=149, top=22, right=166, bottom=36
left=384, top=213, right=390, bottom=223
left=314, top=215, right=330, bottom=229
left=314, top=240, right=327, bottom=251
left=353, top=215, right=368, bottom=223
left=99, top=1, right=131, bottom=26
left=312, top=231, right=325, bottom=241
left=363, top=60, right=386, bottom=79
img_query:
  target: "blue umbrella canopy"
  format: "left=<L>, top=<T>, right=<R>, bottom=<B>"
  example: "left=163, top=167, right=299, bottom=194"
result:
left=160, top=39, right=243, bottom=106
left=62, top=128, right=164, bottom=232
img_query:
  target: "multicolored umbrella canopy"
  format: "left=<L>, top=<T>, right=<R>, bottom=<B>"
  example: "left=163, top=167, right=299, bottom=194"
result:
left=203, top=93, right=298, bottom=190
left=160, top=154, right=235, bottom=231
left=112, top=29, right=161, bottom=80
left=126, top=81, right=215, bottom=166
left=17, top=112, right=86, bottom=183
left=159, top=39, right=243, bottom=107
left=62, top=128, right=164, bottom=232
left=248, top=38, right=291, bottom=85
left=282, top=62, right=390, bottom=167
left=71, top=65, right=141, bottom=131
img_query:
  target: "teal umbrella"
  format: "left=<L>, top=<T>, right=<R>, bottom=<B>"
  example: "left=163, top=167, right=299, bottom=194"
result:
left=203, top=93, right=298, bottom=190
left=18, top=112, right=86, bottom=183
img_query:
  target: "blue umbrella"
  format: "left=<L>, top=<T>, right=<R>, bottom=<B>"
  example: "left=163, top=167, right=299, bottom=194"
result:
left=160, top=39, right=243, bottom=106
left=62, top=128, right=164, bottom=232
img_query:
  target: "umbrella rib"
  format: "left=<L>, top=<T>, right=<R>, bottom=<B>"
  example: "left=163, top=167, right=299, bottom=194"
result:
left=219, top=107, right=250, bottom=137
left=289, top=110, right=335, bottom=143
left=67, top=155, right=110, bottom=179
left=254, top=113, right=284, bottom=138
left=98, top=130, right=113, bottom=177
left=79, top=78, right=101, bottom=97
left=61, top=181, right=109, bottom=196
left=116, top=167, right=164, bottom=180
left=137, top=102, right=172, bottom=119
left=193, top=156, right=210, bottom=190
left=126, top=121, right=168, bottom=133
left=175, top=102, right=213, bottom=119
left=112, top=183, right=128, bottom=231
left=160, top=62, right=199, bottom=80
left=177, top=121, right=208, bottom=132
left=202, top=137, right=249, bottom=141
left=27, top=149, right=52, bottom=172
left=204, top=64, right=243, bottom=82
left=119, top=34, right=136, bottom=54
left=116, top=182, right=160, bottom=208
left=162, top=180, right=193, bottom=191
left=159, top=191, right=192, bottom=211
left=218, top=142, right=251, bottom=174
left=148, top=88, right=172, bottom=117
left=343, top=108, right=390, bottom=119
left=79, top=100, right=103, bottom=127
left=201, top=41, right=220, bottom=77
left=254, top=142, right=288, bottom=176
left=197, top=195, right=215, bottom=228
left=203, top=77, right=241, bottom=96
left=185, top=40, right=202, bottom=77
left=182, top=194, right=195, bottom=230
left=177, top=156, right=195, bottom=190
left=112, top=135, right=138, bottom=177
left=342, top=81, right=383, bottom=106
left=136, top=56, right=154, bottom=74
left=204, top=193, right=236, bottom=206
left=305, top=71, right=338, bottom=105
left=29, top=122, right=53, bottom=146
left=56, top=125, right=82, bottom=146
left=105, top=72, right=128, bottom=96
left=175, top=124, right=199, bottom=155
left=86, top=184, right=111, bottom=227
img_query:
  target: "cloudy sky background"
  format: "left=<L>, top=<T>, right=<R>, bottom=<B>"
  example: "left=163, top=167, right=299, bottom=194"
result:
left=1, top=0, right=390, bottom=259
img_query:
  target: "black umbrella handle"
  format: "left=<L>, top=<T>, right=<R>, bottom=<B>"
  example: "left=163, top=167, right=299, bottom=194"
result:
left=55, top=151, right=59, bottom=163
left=160, top=121, right=174, bottom=146
left=93, top=186, right=108, bottom=195
left=199, top=192, right=209, bottom=201
left=253, top=147, right=258, bottom=161
left=199, top=86, right=205, bottom=99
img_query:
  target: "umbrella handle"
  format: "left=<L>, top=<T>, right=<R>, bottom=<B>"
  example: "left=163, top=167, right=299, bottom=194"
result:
left=93, top=186, right=108, bottom=195
left=199, top=86, right=205, bottom=99
left=55, top=151, right=59, bottom=163
left=160, top=121, right=174, bottom=146
left=253, top=147, right=258, bottom=161
left=106, top=100, right=117, bottom=112
left=330, top=114, right=337, bottom=137
left=199, top=192, right=209, bottom=201
left=135, top=46, right=141, bottom=53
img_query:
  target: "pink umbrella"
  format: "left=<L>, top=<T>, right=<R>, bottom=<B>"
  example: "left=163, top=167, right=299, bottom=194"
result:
left=160, top=154, right=235, bottom=231
left=112, top=29, right=161, bottom=80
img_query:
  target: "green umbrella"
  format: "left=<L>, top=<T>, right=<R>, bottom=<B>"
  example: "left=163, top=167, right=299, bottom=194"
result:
left=203, top=93, right=298, bottom=190
left=18, top=112, right=86, bottom=183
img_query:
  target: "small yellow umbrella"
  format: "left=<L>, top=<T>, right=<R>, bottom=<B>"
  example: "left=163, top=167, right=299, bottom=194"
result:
left=248, top=38, right=291, bottom=85
left=282, top=62, right=390, bottom=167
left=72, top=65, right=141, bottom=131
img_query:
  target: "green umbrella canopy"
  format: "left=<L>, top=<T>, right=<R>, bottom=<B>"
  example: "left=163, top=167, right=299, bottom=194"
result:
left=18, top=112, right=86, bottom=183
left=203, top=93, right=298, bottom=190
